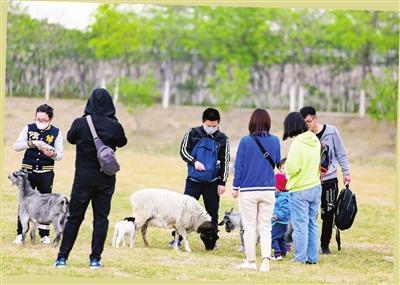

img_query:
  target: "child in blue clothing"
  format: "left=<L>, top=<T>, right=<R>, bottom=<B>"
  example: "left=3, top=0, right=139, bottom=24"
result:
left=271, top=158, right=290, bottom=260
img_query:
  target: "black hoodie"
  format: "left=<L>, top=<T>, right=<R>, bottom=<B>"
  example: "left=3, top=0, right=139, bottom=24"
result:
left=67, top=88, right=127, bottom=185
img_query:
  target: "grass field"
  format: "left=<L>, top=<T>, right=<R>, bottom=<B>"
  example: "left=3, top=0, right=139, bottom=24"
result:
left=1, top=97, right=397, bottom=284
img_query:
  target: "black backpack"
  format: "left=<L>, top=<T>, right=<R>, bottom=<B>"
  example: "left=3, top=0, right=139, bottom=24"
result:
left=334, top=185, right=357, bottom=250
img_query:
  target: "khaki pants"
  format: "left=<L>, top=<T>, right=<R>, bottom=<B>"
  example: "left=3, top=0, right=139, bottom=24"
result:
left=239, top=191, right=275, bottom=262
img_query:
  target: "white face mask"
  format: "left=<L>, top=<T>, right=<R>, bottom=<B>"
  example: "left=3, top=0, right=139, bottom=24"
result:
left=35, top=122, right=49, bottom=130
left=203, top=124, right=218, bottom=135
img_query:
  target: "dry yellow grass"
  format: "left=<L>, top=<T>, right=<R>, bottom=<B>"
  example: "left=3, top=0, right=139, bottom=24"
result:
left=1, top=97, right=397, bottom=284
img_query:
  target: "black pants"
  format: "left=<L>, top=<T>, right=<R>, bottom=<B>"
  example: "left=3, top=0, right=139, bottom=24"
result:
left=320, top=178, right=339, bottom=248
left=17, top=171, right=54, bottom=237
left=57, top=182, right=115, bottom=261
left=184, top=178, right=220, bottom=227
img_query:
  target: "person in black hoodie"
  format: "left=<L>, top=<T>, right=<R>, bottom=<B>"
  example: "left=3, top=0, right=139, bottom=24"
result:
left=55, top=88, right=127, bottom=269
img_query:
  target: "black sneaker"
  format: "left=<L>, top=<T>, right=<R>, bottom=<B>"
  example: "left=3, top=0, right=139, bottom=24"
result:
left=321, top=246, right=331, bottom=255
left=54, top=257, right=67, bottom=268
left=89, top=258, right=101, bottom=269
left=306, top=261, right=318, bottom=264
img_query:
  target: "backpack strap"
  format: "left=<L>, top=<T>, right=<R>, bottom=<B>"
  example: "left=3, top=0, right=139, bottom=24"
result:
left=212, top=131, right=223, bottom=141
left=194, top=127, right=206, bottom=138
left=86, top=115, right=99, bottom=140
left=250, top=135, right=275, bottom=169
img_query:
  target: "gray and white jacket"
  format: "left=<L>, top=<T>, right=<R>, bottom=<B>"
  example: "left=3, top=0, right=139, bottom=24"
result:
left=320, top=124, right=350, bottom=181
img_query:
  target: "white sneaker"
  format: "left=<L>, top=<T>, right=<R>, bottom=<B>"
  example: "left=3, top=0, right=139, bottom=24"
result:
left=270, top=255, right=283, bottom=261
left=13, top=234, right=23, bottom=244
left=237, top=261, right=257, bottom=270
left=259, top=259, right=270, bottom=272
left=40, top=236, right=51, bottom=244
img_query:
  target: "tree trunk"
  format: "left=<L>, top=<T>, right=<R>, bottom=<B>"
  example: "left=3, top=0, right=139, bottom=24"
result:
left=298, top=85, right=305, bottom=110
left=45, top=74, right=50, bottom=101
left=113, top=78, right=119, bottom=104
left=359, top=89, right=366, bottom=118
left=162, top=60, right=172, bottom=110
left=101, top=77, right=106, bottom=89
left=289, top=85, right=297, bottom=112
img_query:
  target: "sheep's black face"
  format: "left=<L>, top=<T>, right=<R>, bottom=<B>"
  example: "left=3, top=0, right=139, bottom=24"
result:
left=200, top=230, right=219, bottom=250
left=198, top=221, right=219, bottom=250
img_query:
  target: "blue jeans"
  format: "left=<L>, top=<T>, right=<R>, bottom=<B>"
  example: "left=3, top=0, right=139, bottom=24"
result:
left=290, top=184, right=321, bottom=263
left=271, top=223, right=288, bottom=256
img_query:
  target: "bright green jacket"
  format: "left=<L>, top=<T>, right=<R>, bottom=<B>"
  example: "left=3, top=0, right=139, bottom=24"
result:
left=286, top=131, right=321, bottom=192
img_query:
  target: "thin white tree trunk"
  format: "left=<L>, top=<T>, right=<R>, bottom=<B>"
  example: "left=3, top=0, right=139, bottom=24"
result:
left=298, top=85, right=305, bottom=110
left=45, top=75, right=50, bottom=101
left=113, top=78, right=119, bottom=104
left=289, top=85, right=297, bottom=112
left=162, top=60, right=172, bottom=109
left=359, top=89, right=366, bottom=118
left=162, top=79, right=170, bottom=109
left=101, top=77, right=106, bottom=89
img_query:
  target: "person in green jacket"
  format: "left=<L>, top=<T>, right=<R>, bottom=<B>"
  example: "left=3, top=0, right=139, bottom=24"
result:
left=283, top=112, right=321, bottom=264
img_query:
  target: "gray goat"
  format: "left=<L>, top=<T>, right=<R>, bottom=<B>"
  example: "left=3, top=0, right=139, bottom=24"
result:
left=218, top=208, right=260, bottom=252
left=8, top=169, right=69, bottom=247
left=218, top=208, right=245, bottom=252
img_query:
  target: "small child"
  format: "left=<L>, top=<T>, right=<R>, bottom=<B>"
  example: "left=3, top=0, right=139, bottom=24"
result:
left=271, top=158, right=290, bottom=260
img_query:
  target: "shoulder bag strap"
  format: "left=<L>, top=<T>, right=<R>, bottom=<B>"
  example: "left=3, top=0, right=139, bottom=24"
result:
left=250, top=135, right=275, bottom=169
left=86, top=115, right=99, bottom=141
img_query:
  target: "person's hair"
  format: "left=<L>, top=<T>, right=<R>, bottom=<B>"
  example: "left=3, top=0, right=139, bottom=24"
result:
left=202, top=108, right=220, bottom=122
left=36, top=104, right=54, bottom=119
left=283, top=112, right=309, bottom=140
left=299, top=106, right=316, bottom=119
left=277, top=158, right=286, bottom=170
left=248, top=108, right=271, bottom=134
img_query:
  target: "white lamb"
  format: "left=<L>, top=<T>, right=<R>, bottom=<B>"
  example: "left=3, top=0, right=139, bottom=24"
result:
left=130, top=188, right=219, bottom=252
left=112, top=217, right=136, bottom=248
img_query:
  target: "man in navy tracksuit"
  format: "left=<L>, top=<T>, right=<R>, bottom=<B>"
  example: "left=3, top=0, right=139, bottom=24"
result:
left=172, top=108, right=230, bottom=246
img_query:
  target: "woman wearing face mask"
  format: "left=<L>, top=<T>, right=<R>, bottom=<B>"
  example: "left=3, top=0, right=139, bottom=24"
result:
left=171, top=108, right=230, bottom=248
left=13, top=104, right=64, bottom=245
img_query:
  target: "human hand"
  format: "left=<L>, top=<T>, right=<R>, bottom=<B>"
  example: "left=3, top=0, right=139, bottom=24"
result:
left=231, top=189, right=239, bottom=199
left=43, top=149, right=55, bottom=158
left=217, top=185, right=225, bottom=196
left=343, top=175, right=351, bottom=186
left=31, top=140, right=40, bottom=148
left=194, top=161, right=205, bottom=171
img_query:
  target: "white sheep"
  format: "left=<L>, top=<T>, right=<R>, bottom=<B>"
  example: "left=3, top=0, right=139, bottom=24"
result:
left=112, top=217, right=136, bottom=248
left=130, top=188, right=219, bottom=252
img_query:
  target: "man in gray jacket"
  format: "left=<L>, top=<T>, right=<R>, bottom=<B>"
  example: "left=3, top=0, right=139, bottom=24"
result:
left=300, top=106, right=351, bottom=255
